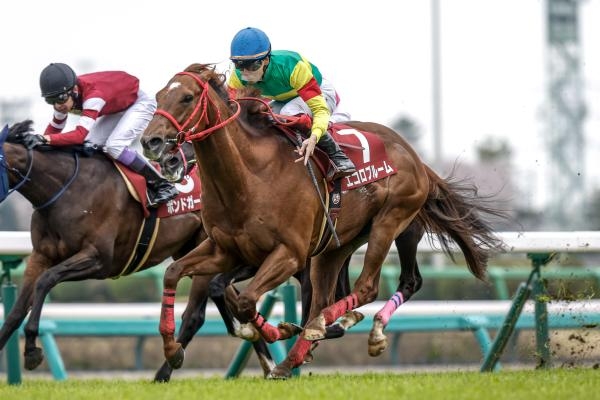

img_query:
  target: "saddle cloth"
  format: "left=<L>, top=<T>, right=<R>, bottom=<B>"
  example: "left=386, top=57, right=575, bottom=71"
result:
left=114, top=163, right=202, bottom=218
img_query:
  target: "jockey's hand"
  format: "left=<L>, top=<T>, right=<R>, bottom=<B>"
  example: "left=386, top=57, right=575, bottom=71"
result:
left=22, top=134, right=47, bottom=149
left=295, top=134, right=318, bottom=166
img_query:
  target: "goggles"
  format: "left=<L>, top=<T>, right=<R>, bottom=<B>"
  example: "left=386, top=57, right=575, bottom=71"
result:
left=232, top=58, right=264, bottom=72
left=45, top=91, right=71, bottom=105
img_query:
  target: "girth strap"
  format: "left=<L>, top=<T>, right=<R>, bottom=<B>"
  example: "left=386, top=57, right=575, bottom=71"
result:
left=115, top=208, right=160, bottom=278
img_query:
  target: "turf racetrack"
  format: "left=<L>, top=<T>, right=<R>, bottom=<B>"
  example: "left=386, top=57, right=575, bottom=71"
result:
left=1, top=369, right=596, bottom=400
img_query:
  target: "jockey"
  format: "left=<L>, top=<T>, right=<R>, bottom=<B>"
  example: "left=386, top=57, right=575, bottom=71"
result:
left=29, top=63, right=178, bottom=208
left=227, top=27, right=356, bottom=181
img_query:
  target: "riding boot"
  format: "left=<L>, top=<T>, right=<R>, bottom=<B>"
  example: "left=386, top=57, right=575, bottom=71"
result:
left=316, top=134, right=356, bottom=181
left=118, top=149, right=179, bottom=208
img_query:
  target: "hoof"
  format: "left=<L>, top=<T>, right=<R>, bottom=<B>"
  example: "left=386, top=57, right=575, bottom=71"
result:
left=303, top=314, right=326, bottom=341
left=24, top=347, right=44, bottom=370
left=268, top=364, right=292, bottom=380
left=324, top=323, right=346, bottom=339
left=367, top=336, right=388, bottom=357
left=277, top=322, right=303, bottom=340
left=153, top=362, right=173, bottom=383
left=167, top=344, right=185, bottom=369
left=339, top=311, right=365, bottom=330
left=236, top=323, right=261, bottom=342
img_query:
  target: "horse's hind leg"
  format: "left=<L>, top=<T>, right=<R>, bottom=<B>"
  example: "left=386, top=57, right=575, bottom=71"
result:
left=303, top=212, right=418, bottom=343
left=369, top=220, right=424, bottom=357
left=269, top=253, right=349, bottom=379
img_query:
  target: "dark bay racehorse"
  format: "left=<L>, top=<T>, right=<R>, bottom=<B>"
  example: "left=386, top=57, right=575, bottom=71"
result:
left=141, top=64, right=505, bottom=378
left=0, top=121, right=281, bottom=381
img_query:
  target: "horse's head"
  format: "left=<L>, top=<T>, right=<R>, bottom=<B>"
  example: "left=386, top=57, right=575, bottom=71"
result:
left=157, top=141, right=196, bottom=183
left=141, top=64, right=230, bottom=161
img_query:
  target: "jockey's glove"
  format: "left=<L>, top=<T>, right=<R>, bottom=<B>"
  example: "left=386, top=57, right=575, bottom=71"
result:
left=22, top=134, right=47, bottom=149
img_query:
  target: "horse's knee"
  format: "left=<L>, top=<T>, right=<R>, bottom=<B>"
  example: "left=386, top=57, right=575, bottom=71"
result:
left=164, top=263, right=182, bottom=286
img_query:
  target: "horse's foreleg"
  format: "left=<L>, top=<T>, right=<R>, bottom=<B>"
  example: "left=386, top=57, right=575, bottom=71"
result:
left=268, top=337, right=314, bottom=380
left=24, top=253, right=103, bottom=370
left=160, top=263, right=185, bottom=369
left=154, top=275, right=210, bottom=383
left=210, top=266, right=278, bottom=377
left=0, top=267, right=38, bottom=350
left=160, top=239, right=234, bottom=369
left=238, top=245, right=301, bottom=343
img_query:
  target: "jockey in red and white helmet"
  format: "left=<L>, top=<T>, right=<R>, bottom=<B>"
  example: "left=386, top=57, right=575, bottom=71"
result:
left=32, top=63, right=178, bottom=207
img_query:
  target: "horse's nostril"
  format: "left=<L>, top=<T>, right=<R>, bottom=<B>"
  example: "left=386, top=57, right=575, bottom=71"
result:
left=149, top=137, right=164, bottom=149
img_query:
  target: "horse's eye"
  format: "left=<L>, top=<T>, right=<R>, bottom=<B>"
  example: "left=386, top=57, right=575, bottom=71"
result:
left=167, top=157, right=180, bottom=167
left=182, top=94, right=194, bottom=104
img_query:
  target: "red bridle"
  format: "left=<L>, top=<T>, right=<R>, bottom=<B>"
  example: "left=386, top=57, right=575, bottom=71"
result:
left=153, top=71, right=241, bottom=145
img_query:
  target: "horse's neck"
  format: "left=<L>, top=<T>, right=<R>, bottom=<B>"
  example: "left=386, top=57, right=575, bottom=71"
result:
left=194, top=124, right=248, bottom=189
left=6, top=144, right=76, bottom=207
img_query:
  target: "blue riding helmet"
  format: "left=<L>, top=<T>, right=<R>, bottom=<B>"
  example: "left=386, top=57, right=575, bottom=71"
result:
left=230, top=27, right=271, bottom=61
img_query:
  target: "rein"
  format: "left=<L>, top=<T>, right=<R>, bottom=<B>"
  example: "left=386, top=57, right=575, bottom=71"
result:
left=154, top=71, right=241, bottom=146
left=35, top=152, right=80, bottom=210
left=179, top=143, right=197, bottom=176
left=3, top=145, right=80, bottom=210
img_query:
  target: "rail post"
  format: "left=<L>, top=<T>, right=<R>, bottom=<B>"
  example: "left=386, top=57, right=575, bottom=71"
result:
left=480, top=252, right=554, bottom=372
left=1, top=256, right=23, bottom=385
left=529, top=253, right=552, bottom=368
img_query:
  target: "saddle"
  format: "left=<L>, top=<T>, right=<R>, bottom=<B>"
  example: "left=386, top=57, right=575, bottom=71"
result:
left=274, top=121, right=397, bottom=253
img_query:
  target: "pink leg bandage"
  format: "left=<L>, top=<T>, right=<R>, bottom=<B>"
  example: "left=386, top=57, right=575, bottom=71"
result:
left=159, top=289, right=177, bottom=336
left=288, top=337, right=313, bottom=367
left=251, top=312, right=281, bottom=343
left=375, top=291, right=405, bottom=326
left=322, top=293, right=358, bottom=325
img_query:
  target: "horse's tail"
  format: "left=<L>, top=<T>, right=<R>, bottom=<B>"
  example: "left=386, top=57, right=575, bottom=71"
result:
left=415, top=165, right=507, bottom=281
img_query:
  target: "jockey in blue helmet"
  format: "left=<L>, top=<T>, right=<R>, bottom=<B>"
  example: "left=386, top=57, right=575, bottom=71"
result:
left=228, top=27, right=356, bottom=181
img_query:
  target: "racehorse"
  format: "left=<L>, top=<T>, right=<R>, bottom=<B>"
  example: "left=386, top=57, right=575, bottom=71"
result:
left=0, top=121, right=281, bottom=380
left=0, top=122, right=358, bottom=381
left=141, top=64, right=506, bottom=378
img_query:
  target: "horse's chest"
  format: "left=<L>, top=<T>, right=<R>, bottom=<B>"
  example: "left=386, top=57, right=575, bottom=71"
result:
left=208, top=221, right=274, bottom=265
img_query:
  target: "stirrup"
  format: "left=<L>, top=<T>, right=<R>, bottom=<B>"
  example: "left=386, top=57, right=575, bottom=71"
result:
left=327, top=165, right=356, bottom=181
left=147, top=187, right=178, bottom=208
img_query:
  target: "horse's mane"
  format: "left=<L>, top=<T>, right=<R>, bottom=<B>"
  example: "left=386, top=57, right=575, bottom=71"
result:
left=182, top=64, right=272, bottom=128
left=8, top=120, right=34, bottom=142
left=183, top=64, right=230, bottom=104
left=6, top=119, right=96, bottom=156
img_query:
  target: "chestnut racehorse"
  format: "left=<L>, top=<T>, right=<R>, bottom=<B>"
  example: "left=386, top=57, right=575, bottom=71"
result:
left=141, top=64, right=505, bottom=378
left=0, top=121, right=279, bottom=381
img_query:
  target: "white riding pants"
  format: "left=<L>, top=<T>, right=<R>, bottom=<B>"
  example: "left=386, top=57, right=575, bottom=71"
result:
left=84, top=89, right=157, bottom=159
left=269, top=78, right=351, bottom=123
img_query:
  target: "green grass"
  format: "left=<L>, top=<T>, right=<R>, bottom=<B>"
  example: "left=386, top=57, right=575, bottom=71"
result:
left=1, top=369, right=598, bottom=400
